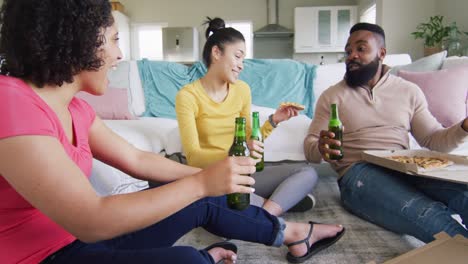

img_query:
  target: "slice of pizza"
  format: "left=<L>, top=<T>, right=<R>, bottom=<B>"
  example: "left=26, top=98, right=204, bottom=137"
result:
left=280, top=102, right=305, bottom=110
left=413, top=156, right=454, bottom=170
left=387, top=156, right=414, bottom=164
left=386, top=155, right=454, bottom=171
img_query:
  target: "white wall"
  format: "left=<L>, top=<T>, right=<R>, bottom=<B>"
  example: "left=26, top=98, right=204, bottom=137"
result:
left=119, top=0, right=357, bottom=63
left=119, top=0, right=356, bottom=31
left=437, top=0, right=468, bottom=30
left=357, top=0, right=375, bottom=16
left=377, top=0, right=437, bottom=60
left=437, top=0, right=468, bottom=50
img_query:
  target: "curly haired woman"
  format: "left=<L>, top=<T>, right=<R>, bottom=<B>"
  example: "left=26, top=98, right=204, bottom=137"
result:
left=0, top=1, right=344, bottom=264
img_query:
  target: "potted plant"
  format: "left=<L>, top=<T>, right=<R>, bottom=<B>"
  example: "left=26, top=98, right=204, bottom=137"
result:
left=411, top=15, right=451, bottom=56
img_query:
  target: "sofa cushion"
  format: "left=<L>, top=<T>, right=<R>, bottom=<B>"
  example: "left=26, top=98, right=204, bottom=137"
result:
left=103, top=119, right=162, bottom=153
left=264, top=114, right=311, bottom=161
left=383, top=53, right=412, bottom=67
left=108, top=61, right=130, bottom=89
left=138, top=117, right=180, bottom=155
left=313, top=63, right=346, bottom=110
left=399, top=66, right=468, bottom=127
left=129, top=61, right=146, bottom=116
left=390, top=50, right=447, bottom=75
left=442, top=56, right=468, bottom=69
left=76, top=89, right=135, bottom=120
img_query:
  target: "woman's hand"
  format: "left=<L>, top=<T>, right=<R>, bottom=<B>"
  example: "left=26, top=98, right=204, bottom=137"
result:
left=247, top=139, right=264, bottom=159
left=195, top=156, right=256, bottom=197
left=272, top=105, right=300, bottom=124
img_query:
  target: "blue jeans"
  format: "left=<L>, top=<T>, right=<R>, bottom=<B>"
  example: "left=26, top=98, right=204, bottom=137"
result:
left=339, top=162, right=468, bottom=243
left=42, top=196, right=285, bottom=264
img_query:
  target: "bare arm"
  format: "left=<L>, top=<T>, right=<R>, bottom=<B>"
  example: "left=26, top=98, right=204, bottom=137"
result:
left=89, top=117, right=199, bottom=183
left=0, top=135, right=255, bottom=243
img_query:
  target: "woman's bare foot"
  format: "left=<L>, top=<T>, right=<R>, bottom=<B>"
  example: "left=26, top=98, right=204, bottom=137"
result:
left=207, top=247, right=237, bottom=264
left=285, top=222, right=344, bottom=257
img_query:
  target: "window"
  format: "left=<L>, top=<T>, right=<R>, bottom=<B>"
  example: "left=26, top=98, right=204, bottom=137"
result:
left=226, top=21, right=253, bottom=58
left=131, top=23, right=167, bottom=60
left=360, top=4, right=376, bottom=24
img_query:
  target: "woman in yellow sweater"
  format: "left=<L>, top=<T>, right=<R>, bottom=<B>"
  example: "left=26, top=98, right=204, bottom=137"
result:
left=176, top=17, right=318, bottom=216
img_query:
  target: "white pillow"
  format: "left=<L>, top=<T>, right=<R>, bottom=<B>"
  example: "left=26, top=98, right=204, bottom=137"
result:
left=314, top=63, right=346, bottom=104
left=442, top=56, right=468, bottom=69
left=129, top=61, right=146, bottom=116
left=390, top=50, right=447, bottom=75
left=383, top=54, right=412, bottom=67
left=264, top=114, right=311, bottom=162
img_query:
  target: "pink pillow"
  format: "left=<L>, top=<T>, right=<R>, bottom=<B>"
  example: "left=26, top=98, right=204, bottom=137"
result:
left=76, top=88, right=135, bottom=120
left=398, top=67, right=468, bottom=127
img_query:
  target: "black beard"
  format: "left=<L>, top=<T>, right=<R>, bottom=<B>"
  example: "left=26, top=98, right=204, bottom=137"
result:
left=345, top=56, right=380, bottom=88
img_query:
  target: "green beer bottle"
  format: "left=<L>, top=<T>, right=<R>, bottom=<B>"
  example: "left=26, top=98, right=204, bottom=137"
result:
left=250, top=112, right=264, bottom=172
left=328, top=103, right=343, bottom=160
left=227, top=117, right=251, bottom=210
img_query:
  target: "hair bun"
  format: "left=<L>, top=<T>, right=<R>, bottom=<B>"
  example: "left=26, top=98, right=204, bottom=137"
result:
left=204, top=17, right=225, bottom=39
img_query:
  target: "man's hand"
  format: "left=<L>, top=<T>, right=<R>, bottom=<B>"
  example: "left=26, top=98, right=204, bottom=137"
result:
left=318, top=130, right=342, bottom=163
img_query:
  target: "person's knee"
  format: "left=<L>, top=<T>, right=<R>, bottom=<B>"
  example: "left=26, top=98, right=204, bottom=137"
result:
left=294, top=166, right=318, bottom=187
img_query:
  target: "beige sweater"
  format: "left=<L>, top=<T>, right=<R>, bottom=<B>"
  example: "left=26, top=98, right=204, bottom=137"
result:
left=304, top=67, right=468, bottom=177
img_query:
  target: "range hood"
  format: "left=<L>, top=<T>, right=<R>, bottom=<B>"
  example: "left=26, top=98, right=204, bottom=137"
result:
left=254, top=0, right=293, bottom=38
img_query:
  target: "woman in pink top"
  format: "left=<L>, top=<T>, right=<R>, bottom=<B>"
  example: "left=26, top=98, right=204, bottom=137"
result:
left=0, top=1, right=344, bottom=264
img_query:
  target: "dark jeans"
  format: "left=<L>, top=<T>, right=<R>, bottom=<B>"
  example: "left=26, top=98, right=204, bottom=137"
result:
left=339, top=162, right=468, bottom=243
left=41, top=196, right=283, bottom=264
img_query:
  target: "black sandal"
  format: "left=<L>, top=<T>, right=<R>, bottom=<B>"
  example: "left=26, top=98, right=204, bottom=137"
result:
left=286, top=221, right=345, bottom=263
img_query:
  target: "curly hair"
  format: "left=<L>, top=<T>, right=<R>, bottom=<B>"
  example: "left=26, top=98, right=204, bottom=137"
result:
left=0, top=0, right=114, bottom=87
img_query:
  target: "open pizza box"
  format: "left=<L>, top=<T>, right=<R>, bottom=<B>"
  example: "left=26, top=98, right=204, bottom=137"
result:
left=366, top=232, right=468, bottom=264
left=361, top=149, right=468, bottom=184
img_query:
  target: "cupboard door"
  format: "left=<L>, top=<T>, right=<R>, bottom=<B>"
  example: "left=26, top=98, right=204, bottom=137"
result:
left=294, top=6, right=356, bottom=53
left=318, top=10, right=332, bottom=46
left=337, top=9, right=352, bottom=47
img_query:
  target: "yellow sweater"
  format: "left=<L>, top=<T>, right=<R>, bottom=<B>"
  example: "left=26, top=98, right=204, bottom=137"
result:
left=175, top=79, right=274, bottom=168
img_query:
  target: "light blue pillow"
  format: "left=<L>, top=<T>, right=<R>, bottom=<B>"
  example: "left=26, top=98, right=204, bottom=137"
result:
left=390, top=50, right=447, bottom=75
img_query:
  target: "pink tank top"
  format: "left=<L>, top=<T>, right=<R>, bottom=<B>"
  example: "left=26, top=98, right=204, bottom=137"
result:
left=0, top=76, right=96, bottom=263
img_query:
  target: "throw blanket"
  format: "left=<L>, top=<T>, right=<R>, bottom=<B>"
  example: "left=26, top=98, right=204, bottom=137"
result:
left=138, top=59, right=317, bottom=119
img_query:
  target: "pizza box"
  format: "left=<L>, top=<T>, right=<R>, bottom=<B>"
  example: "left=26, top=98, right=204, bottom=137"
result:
left=367, top=232, right=468, bottom=264
left=361, top=149, right=468, bottom=184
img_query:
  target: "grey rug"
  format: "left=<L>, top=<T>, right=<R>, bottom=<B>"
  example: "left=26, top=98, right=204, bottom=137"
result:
left=175, top=163, right=424, bottom=263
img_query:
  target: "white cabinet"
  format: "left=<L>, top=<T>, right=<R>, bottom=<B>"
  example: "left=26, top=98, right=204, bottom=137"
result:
left=294, top=6, right=357, bottom=53
left=112, top=11, right=130, bottom=60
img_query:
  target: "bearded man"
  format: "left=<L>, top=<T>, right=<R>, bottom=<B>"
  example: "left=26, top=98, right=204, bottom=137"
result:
left=304, top=23, right=468, bottom=243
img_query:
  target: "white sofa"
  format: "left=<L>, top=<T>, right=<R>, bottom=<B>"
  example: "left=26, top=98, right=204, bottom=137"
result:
left=89, top=54, right=468, bottom=196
